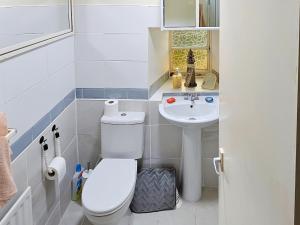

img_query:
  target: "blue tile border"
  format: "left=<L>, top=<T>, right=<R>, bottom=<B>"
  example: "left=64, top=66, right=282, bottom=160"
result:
left=11, top=89, right=76, bottom=160
left=77, top=73, right=169, bottom=101
left=76, top=88, right=83, bottom=98
left=11, top=86, right=217, bottom=161
left=76, top=88, right=149, bottom=100
left=105, top=88, right=128, bottom=99
left=82, top=88, right=105, bottom=99
left=127, top=88, right=148, bottom=100
left=11, top=87, right=148, bottom=161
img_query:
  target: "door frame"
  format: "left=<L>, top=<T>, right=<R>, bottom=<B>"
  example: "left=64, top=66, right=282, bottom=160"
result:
left=294, top=10, right=300, bottom=224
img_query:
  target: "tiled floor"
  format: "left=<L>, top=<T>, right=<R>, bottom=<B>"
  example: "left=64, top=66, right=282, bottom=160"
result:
left=59, top=188, right=218, bottom=225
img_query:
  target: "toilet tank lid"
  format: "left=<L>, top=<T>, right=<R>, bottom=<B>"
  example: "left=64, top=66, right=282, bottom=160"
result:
left=101, top=112, right=145, bottom=125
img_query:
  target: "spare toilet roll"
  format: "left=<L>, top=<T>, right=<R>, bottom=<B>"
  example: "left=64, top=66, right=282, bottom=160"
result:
left=104, top=100, right=119, bottom=116
left=45, top=157, right=66, bottom=183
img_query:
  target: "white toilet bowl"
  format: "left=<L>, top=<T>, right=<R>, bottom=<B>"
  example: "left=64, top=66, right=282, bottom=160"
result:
left=82, top=159, right=137, bottom=225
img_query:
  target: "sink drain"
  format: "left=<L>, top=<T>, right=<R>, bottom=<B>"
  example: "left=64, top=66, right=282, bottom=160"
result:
left=188, top=117, right=197, bottom=120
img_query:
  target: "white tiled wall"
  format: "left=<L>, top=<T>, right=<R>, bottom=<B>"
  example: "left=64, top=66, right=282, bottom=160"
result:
left=0, top=36, right=75, bottom=142
left=0, top=5, right=70, bottom=49
left=76, top=99, right=219, bottom=188
left=148, top=28, right=170, bottom=86
left=74, top=0, right=160, bottom=5
left=0, top=36, right=76, bottom=225
left=74, top=3, right=162, bottom=89
left=0, top=102, right=78, bottom=225
left=211, top=31, right=219, bottom=73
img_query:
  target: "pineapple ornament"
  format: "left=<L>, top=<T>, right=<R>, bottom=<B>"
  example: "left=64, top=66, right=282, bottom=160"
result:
left=184, top=49, right=197, bottom=88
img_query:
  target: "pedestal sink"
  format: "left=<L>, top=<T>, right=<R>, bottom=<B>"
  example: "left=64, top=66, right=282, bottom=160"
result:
left=159, top=94, right=219, bottom=202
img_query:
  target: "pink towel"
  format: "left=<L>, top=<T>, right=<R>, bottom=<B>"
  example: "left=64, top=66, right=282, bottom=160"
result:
left=0, top=113, right=17, bottom=207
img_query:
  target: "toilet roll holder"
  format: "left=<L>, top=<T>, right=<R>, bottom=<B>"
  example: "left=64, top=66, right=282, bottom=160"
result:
left=52, top=125, right=60, bottom=138
left=39, top=136, right=55, bottom=177
left=6, top=128, right=17, bottom=141
left=39, top=136, right=48, bottom=150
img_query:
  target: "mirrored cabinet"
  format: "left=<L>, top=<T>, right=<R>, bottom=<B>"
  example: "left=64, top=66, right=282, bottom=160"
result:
left=161, top=0, right=220, bottom=30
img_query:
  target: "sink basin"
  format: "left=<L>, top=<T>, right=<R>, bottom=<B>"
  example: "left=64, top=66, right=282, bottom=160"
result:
left=159, top=94, right=219, bottom=202
left=159, top=96, right=219, bottom=128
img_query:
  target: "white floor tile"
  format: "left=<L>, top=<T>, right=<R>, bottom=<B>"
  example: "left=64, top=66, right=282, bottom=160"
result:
left=60, top=188, right=218, bottom=225
left=59, top=202, right=84, bottom=225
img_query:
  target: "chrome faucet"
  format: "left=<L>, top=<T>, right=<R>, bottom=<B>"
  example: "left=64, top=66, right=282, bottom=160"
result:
left=184, top=93, right=199, bottom=101
left=190, top=93, right=199, bottom=102
left=184, top=93, right=199, bottom=107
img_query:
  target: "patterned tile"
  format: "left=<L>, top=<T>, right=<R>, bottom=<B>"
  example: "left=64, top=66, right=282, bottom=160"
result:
left=170, top=49, right=209, bottom=72
left=171, top=31, right=209, bottom=48
left=170, top=31, right=209, bottom=73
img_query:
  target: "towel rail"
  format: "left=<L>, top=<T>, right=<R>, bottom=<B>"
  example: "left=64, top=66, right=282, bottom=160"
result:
left=5, top=128, right=17, bottom=140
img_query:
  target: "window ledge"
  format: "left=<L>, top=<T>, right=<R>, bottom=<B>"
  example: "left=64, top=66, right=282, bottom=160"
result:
left=149, top=77, right=219, bottom=101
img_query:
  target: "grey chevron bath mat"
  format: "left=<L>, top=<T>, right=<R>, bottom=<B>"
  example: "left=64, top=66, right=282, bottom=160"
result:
left=130, top=168, right=176, bottom=213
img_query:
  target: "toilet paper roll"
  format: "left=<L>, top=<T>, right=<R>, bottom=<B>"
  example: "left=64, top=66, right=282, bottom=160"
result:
left=104, top=100, right=119, bottom=116
left=45, top=157, right=66, bottom=183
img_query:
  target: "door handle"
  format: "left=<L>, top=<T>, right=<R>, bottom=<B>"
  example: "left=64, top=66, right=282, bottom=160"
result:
left=213, top=148, right=224, bottom=175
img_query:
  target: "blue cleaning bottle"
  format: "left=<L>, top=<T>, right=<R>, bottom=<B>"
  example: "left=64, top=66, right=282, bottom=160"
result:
left=71, top=164, right=83, bottom=201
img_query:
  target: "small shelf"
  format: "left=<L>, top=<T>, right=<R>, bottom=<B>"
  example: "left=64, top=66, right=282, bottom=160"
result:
left=150, top=77, right=219, bottom=101
left=161, top=27, right=220, bottom=31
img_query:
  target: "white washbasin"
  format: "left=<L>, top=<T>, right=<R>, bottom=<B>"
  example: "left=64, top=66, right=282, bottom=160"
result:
left=159, top=94, right=219, bottom=202
left=159, top=95, right=219, bottom=128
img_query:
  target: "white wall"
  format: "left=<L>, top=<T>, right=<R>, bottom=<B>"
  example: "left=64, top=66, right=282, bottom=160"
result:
left=0, top=36, right=75, bottom=144
left=219, top=0, right=299, bottom=224
left=74, top=3, right=161, bottom=89
left=0, top=0, right=70, bottom=6
left=0, top=5, right=70, bottom=49
left=0, top=35, right=76, bottom=225
left=74, top=2, right=220, bottom=89
left=148, top=28, right=170, bottom=86
left=0, top=102, right=78, bottom=225
left=211, top=31, right=219, bottom=72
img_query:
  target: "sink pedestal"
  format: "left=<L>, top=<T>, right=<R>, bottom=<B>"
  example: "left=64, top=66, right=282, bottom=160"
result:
left=182, top=127, right=202, bottom=202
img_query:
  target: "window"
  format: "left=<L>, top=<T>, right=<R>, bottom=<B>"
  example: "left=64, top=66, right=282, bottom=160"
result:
left=170, top=31, right=210, bottom=74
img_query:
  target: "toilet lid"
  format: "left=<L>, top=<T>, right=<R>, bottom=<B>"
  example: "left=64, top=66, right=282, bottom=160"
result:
left=82, top=159, right=137, bottom=216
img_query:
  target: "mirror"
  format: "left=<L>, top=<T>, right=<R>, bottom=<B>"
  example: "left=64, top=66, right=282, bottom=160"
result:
left=162, top=0, right=219, bottom=29
left=164, top=0, right=196, bottom=28
left=0, top=0, right=72, bottom=59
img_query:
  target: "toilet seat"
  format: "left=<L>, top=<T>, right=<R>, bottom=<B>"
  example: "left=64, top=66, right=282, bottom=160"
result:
left=82, top=159, right=137, bottom=217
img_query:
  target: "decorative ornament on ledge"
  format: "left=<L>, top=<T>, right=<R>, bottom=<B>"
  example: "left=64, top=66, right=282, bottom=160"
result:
left=184, top=49, right=197, bottom=88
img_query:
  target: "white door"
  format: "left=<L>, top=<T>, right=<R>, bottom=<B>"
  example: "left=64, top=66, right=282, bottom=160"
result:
left=219, top=1, right=299, bottom=225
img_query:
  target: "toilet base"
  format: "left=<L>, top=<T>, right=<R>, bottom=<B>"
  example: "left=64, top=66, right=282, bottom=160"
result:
left=86, top=209, right=132, bottom=225
left=84, top=189, right=134, bottom=225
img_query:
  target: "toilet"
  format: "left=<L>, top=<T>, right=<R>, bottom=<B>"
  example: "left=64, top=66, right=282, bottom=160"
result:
left=82, top=112, right=145, bottom=225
